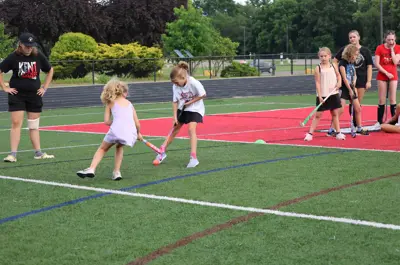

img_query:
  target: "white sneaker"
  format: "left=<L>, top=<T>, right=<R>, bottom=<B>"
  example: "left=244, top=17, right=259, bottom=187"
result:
left=373, top=122, right=381, bottom=130
left=112, top=171, right=122, bottom=181
left=336, top=133, right=346, bottom=140
left=187, top=158, right=199, bottom=168
left=155, top=152, right=167, bottom=163
left=304, top=133, right=313, bottom=141
left=4, top=154, right=17, bottom=162
left=77, top=168, right=95, bottom=178
left=34, top=152, right=55, bottom=160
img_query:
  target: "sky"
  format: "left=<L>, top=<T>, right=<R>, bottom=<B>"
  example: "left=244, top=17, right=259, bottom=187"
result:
left=234, top=0, right=247, bottom=4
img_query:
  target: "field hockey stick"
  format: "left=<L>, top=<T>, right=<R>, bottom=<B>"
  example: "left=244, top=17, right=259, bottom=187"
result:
left=300, top=89, right=337, bottom=127
left=165, top=100, right=187, bottom=143
left=174, top=104, right=186, bottom=126
left=142, top=139, right=162, bottom=154
left=350, top=98, right=356, bottom=138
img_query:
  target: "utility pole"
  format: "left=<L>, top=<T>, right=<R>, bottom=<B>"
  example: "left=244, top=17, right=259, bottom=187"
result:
left=380, top=0, right=383, bottom=42
left=286, top=24, right=289, bottom=53
left=243, top=26, right=246, bottom=56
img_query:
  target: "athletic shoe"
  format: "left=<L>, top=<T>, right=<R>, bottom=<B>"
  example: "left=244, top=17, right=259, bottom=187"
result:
left=77, top=168, right=95, bottom=178
left=336, top=133, right=346, bottom=140
left=326, top=128, right=336, bottom=137
left=187, top=158, right=199, bottom=168
left=112, top=171, right=122, bottom=181
left=154, top=152, right=167, bottom=164
left=304, top=133, right=313, bottom=141
left=4, top=154, right=17, bottom=162
left=34, top=153, right=55, bottom=159
left=356, top=128, right=369, bottom=135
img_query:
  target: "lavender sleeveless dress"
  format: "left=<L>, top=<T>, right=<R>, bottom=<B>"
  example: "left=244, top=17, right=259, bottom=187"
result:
left=104, top=102, right=137, bottom=147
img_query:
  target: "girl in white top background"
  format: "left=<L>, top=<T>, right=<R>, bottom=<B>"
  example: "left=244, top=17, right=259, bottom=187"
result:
left=154, top=61, right=207, bottom=168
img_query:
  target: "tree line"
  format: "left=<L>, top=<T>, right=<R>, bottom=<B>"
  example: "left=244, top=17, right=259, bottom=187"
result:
left=0, top=0, right=187, bottom=49
left=0, top=0, right=399, bottom=57
left=195, top=0, right=400, bottom=54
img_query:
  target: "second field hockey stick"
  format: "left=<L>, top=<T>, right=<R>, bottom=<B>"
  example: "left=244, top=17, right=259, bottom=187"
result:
left=350, top=98, right=356, bottom=138
left=142, top=139, right=162, bottom=154
left=300, top=89, right=338, bottom=127
left=163, top=100, right=187, bottom=145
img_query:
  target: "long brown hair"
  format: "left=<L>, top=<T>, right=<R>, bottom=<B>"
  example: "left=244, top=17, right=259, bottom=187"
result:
left=15, top=42, right=38, bottom=56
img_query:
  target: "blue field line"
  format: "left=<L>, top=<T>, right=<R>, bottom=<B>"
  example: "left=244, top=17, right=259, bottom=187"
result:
left=0, top=149, right=354, bottom=225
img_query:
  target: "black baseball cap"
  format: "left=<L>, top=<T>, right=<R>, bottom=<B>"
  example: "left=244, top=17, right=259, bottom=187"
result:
left=19, top=32, right=37, bottom=47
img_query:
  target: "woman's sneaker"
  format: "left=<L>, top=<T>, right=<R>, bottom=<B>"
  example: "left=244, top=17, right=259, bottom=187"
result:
left=112, top=171, right=122, bottom=181
left=304, top=133, right=313, bottom=141
left=4, top=154, right=17, bottom=162
left=34, top=152, right=55, bottom=160
left=356, top=128, right=369, bottom=135
left=326, top=128, right=336, bottom=137
left=336, top=133, right=346, bottom=140
left=77, top=168, right=95, bottom=178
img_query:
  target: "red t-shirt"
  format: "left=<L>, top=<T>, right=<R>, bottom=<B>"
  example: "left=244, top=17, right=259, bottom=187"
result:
left=375, top=44, right=400, bottom=81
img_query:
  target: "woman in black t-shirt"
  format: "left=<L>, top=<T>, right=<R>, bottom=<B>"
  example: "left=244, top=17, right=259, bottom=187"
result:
left=333, top=30, right=373, bottom=129
left=0, top=32, right=54, bottom=162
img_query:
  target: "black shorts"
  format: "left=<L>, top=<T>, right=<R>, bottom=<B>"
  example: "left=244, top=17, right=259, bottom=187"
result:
left=355, top=78, right=367, bottom=89
left=340, top=88, right=358, bottom=101
left=316, top=94, right=342, bottom=112
left=177, top=110, right=203, bottom=124
left=355, top=84, right=367, bottom=89
left=8, top=93, right=43, bottom=112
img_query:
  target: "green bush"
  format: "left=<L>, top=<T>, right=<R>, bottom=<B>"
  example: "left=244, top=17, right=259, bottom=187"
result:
left=220, top=61, right=259, bottom=78
left=95, top=43, right=164, bottom=78
left=50, top=33, right=98, bottom=79
left=50, top=32, right=164, bottom=80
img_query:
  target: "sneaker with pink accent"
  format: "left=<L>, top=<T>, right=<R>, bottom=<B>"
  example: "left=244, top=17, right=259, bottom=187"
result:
left=187, top=158, right=199, bottom=168
left=154, top=152, right=167, bottom=164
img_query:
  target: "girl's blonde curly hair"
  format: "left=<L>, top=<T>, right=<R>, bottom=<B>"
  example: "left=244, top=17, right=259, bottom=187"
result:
left=341, top=44, right=359, bottom=62
left=100, top=78, right=128, bottom=104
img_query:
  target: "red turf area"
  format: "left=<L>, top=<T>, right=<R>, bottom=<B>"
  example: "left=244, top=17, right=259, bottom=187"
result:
left=41, top=106, right=399, bottom=152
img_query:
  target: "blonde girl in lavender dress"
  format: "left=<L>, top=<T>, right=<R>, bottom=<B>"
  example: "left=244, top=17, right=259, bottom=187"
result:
left=77, top=79, right=143, bottom=181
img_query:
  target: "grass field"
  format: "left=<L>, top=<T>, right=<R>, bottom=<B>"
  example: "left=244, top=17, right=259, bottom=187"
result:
left=0, top=92, right=399, bottom=265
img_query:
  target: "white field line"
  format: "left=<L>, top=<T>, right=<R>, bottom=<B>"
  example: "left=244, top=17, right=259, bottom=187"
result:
left=1, top=175, right=399, bottom=231
left=0, top=106, right=312, bottom=132
left=0, top=101, right=311, bottom=121
left=0, top=137, right=166, bottom=155
left=0, top=144, right=100, bottom=155
left=181, top=137, right=400, bottom=153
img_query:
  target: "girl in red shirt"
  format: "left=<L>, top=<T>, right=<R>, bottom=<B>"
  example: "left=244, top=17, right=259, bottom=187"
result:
left=375, top=30, right=400, bottom=125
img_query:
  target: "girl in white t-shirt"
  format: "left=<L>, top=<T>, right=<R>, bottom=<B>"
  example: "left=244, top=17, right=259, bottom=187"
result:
left=154, top=61, right=207, bottom=168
